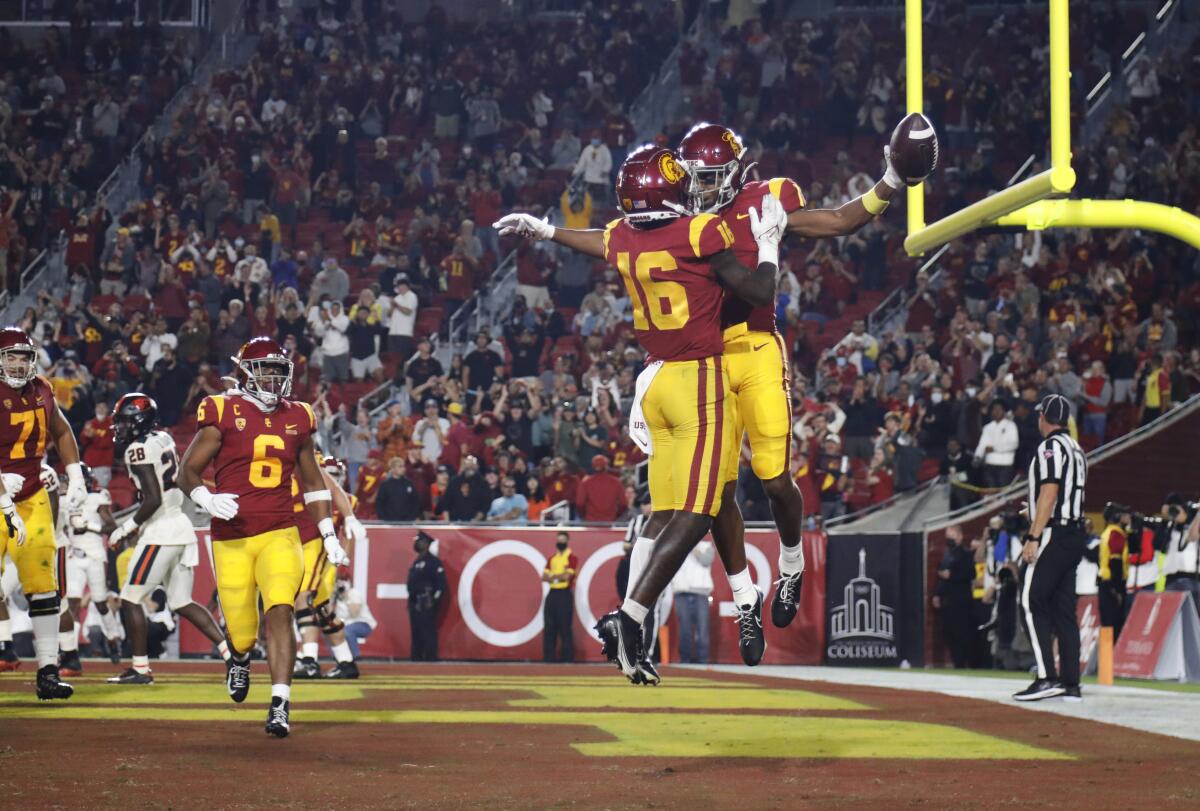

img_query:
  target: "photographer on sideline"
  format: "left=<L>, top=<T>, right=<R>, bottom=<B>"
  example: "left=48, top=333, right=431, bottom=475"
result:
left=1163, top=494, right=1200, bottom=612
left=1097, top=503, right=1131, bottom=638
left=334, top=572, right=378, bottom=660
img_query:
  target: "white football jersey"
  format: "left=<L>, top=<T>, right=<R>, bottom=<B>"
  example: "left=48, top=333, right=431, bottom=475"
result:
left=124, top=430, right=187, bottom=528
left=41, top=463, right=68, bottom=550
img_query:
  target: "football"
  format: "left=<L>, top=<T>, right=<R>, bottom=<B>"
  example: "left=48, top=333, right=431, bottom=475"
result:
left=889, top=112, right=940, bottom=185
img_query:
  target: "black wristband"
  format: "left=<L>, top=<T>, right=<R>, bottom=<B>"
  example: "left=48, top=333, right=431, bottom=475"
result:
left=1023, top=533, right=1039, bottom=544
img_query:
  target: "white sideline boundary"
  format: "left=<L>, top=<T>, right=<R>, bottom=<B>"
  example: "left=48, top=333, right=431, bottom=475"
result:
left=693, top=665, right=1200, bottom=742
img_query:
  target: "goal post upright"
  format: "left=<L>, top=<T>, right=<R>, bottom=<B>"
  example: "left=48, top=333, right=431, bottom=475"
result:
left=901, top=0, right=1200, bottom=256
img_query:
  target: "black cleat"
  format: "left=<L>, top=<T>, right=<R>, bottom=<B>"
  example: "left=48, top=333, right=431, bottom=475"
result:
left=265, top=697, right=290, bottom=738
left=323, top=660, right=359, bottom=679
left=58, top=650, right=82, bottom=677
left=771, top=570, right=804, bottom=628
left=1061, top=684, right=1082, bottom=702
left=293, top=657, right=321, bottom=679
left=635, top=658, right=661, bottom=686
left=595, top=610, right=642, bottom=682
left=1013, top=678, right=1065, bottom=702
left=734, top=588, right=767, bottom=666
left=107, top=667, right=154, bottom=685
left=225, top=656, right=251, bottom=703
left=36, top=665, right=73, bottom=700
left=0, top=644, right=20, bottom=672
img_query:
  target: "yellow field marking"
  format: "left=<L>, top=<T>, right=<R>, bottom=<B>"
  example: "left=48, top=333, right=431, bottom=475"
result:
left=0, top=705, right=1069, bottom=760
left=507, top=685, right=865, bottom=711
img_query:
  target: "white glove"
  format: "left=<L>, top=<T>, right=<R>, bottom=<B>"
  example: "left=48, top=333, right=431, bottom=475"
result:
left=0, top=493, right=25, bottom=545
left=69, top=513, right=88, bottom=531
left=344, top=515, right=367, bottom=545
left=319, top=516, right=350, bottom=567
left=748, top=193, right=787, bottom=267
left=493, top=213, right=555, bottom=241
left=1, top=473, right=25, bottom=495
left=190, top=486, right=240, bottom=521
left=882, top=145, right=905, bottom=190
left=64, top=463, right=87, bottom=511
left=108, top=518, right=139, bottom=549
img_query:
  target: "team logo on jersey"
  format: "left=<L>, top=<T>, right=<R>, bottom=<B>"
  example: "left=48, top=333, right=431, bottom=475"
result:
left=658, top=153, right=685, bottom=184
left=235, top=418, right=247, bottom=431
left=265, top=418, right=272, bottom=428
left=3, top=400, right=9, bottom=409
left=722, top=129, right=744, bottom=156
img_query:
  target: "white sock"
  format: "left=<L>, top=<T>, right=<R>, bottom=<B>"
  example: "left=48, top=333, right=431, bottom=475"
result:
left=132, top=655, right=150, bottom=674
left=779, top=543, right=806, bottom=576
left=58, top=629, right=78, bottom=652
left=331, top=641, right=353, bottom=663
left=271, top=683, right=291, bottom=702
left=625, top=536, right=655, bottom=598
left=0, top=618, right=11, bottom=644
left=217, top=639, right=231, bottom=662
left=621, top=598, right=649, bottom=625
left=728, top=567, right=757, bottom=607
left=302, top=641, right=319, bottom=660
left=31, top=605, right=59, bottom=668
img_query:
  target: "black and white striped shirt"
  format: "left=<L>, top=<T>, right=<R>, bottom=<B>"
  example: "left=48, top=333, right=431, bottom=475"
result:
left=1027, top=430, right=1087, bottom=525
left=625, top=511, right=650, bottom=543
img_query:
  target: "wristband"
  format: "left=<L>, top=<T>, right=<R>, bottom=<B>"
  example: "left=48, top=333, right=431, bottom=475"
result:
left=1023, top=533, right=1039, bottom=544
left=318, top=517, right=337, bottom=538
left=862, top=188, right=890, bottom=215
left=304, top=488, right=332, bottom=504
left=757, top=244, right=780, bottom=268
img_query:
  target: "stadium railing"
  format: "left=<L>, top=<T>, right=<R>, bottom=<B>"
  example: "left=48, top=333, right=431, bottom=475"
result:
left=1, top=0, right=212, bottom=25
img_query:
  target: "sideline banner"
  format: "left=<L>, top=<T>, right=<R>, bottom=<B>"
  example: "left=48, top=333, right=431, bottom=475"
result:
left=181, top=526, right=828, bottom=665
left=1113, top=591, right=1200, bottom=682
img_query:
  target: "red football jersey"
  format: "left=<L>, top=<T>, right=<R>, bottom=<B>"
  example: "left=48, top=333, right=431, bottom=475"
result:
left=603, top=213, right=734, bottom=362
left=196, top=393, right=317, bottom=541
left=0, top=376, right=56, bottom=502
left=720, top=178, right=806, bottom=333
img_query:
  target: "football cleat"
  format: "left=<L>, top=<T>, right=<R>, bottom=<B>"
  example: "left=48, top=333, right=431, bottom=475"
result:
left=265, top=697, right=290, bottom=738
left=0, top=645, right=20, bottom=672
left=226, top=656, right=251, bottom=703
left=595, top=610, right=642, bottom=682
left=36, top=665, right=73, bottom=700
left=1013, top=679, right=1065, bottom=702
left=733, top=588, right=767, bottom=666
left=771, top=571, right=804, bottom=628
left=293, top=657, right=321, bottom=679
left=58, top=650, right=82, bottom=677
left=323, top=660, right=359, bottom=680
left=635, top=657, right=661, bottom=686
left=107, top=668, right=154, bottom=685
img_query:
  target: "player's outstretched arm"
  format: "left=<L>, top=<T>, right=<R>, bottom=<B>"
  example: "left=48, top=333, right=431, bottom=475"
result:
left=492, top=212, right=606, bottom=258
left=787, top=178, right=897, bottom=238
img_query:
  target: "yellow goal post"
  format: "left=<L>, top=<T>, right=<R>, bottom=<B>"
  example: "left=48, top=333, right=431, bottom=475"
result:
left=902, top=0, right=1200, bottom=257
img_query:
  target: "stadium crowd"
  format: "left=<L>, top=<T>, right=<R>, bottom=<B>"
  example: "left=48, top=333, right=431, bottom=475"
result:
left=2, top=0, right=1198, bottom=531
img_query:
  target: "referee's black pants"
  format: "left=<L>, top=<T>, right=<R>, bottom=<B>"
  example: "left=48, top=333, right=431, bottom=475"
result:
left=1021, top=525, right=1086, bottom=685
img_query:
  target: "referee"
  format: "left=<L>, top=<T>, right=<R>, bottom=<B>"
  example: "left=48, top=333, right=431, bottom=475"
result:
left=1014, top=394, right=1088, bottom=703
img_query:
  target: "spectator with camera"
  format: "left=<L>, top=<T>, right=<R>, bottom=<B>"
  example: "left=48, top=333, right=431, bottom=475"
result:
left=1162, top=495, right=1200, bottom=611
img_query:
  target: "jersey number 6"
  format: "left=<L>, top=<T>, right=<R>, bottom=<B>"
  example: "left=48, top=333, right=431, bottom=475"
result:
left=249, top=435, right=286, bottom=489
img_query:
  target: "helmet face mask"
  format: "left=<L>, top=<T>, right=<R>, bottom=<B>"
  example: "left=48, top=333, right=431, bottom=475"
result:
left=0, top=346, right=35, bottom=389
left=677, top=122, right=749, bottom=214
left=239, top=357, right=293, bottom=407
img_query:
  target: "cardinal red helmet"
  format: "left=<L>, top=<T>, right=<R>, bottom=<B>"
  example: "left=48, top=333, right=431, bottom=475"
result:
left=677, top=123, right=752, bottom=213
left=321, top=456, right=347, bottom=487
left=614, top=145, right=689, bottom=226
left=0, top=326, right=37, bottom=390
left=232, top=337, right=293, bottom=408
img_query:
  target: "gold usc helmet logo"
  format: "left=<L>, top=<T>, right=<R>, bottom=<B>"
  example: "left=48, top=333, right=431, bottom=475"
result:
left=658, top=153, right=685, bottom=184
left=722, top=129, right=744, bottom=156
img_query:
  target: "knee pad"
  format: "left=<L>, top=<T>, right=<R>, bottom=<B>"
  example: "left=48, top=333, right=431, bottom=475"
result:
left=750, top=443, right=788, bottom=481
left=296, top=607, right=317, bottom=630
left=28, top=591, right=60, bottom=617
left=315, top=601, right=344, bottom=635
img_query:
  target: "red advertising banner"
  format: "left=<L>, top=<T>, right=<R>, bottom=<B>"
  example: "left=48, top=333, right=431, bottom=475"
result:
left=181, top=526, right=827, bottom=665
left=1113, top=591, right=1188, bottom=679
left=1076, top=596, right=1099, bottom=675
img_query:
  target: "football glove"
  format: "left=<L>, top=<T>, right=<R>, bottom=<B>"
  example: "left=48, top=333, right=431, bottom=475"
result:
left=0, top=493, right=25, bottom=545
left=748, top=193, right=787, bottom=267
left=189, top=486, right=240, bottom=521
left=493, top=213, right=555, bottom=241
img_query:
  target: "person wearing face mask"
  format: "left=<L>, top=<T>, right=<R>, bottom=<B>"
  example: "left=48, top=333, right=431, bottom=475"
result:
left=572, top=130, right=612, bottom=207
left=541, top=531, right=579, bottom=662
left=406, top=531, right=447, bottom=662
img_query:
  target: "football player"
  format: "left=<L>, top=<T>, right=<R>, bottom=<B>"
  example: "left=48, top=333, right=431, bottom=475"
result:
left=293, top=455, right=364, bottom=680
left=500, top=145, right=785, bottom=683
left=63, top=463, right=121, bottom=661
left=179, top=337, right=347, bottom=738
left=0, top=326, right=88, bottom=700
left=106, top=393, right=230, bottom=685
left=675, top=122, right=917, bottom=632
left=46, top=464, right=84, bottom=676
